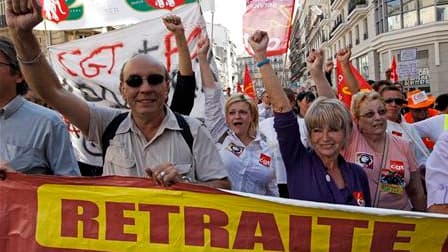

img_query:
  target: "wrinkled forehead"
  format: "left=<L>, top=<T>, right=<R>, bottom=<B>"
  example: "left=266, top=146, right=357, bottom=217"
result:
left=382, top=89, right=403, bottom=98
left=122, top=54, right=167, bottom=77
left=359, top=98, right=384, bottom=112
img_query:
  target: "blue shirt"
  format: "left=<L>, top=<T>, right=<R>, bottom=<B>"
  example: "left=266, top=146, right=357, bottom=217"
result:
left=0, top=96, right=79, bottom=175
left=274, top=110, right=371, bottom=206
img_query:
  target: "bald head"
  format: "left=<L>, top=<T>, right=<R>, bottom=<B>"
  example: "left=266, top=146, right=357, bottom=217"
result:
left=120, top=54, right=169, bottom=82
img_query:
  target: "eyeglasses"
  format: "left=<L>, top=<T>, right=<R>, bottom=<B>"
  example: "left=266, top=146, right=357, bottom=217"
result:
left=359, top=108, right=387, bottom=118
left=125, top=74, right=165, bottom=88
left=384, top=98, right=406, bottom=106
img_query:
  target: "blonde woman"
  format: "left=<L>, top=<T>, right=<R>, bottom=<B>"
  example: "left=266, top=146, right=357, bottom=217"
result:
left=197, top=37, right=278, bottom=196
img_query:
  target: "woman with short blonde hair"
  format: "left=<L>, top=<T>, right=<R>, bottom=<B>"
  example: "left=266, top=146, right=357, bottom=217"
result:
left=198, top=37, right=278, bottom=196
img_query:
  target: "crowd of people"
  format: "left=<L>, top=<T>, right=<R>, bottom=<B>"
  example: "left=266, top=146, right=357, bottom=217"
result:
left=1, top=0, right=448, bottom=214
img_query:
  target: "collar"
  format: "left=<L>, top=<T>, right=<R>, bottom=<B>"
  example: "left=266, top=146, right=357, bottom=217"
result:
left=115, top=106, right=183, bottom=136
left=0, top=95, right=25, bottom=119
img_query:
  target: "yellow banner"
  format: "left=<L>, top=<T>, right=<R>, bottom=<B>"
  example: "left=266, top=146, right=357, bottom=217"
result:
left=0, top=173, right=447, bottom=251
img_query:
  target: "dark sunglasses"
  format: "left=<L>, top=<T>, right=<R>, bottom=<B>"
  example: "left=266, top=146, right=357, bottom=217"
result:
left=125, top=74, right=164, bottom=87
left=360, top=108, right=387, bottom=119
left=384, top=98, right=406, bottom=106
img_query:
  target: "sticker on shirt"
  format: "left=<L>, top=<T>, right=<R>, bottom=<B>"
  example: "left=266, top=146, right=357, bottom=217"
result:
left=391, top=131, right=403, bottom=137
left=355, top=152, right=374, bottom=169
left=259, top=153, right=271, bottom=167
left=379, top=160, right=405, bottom=194
left=226, top=142, right=245, bottom=157
left=352, top=191, right=365, bottom=207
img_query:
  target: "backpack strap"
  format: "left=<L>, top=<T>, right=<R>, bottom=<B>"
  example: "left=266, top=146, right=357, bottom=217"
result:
left=174, top=112, right=194, bottom=153
left=101, top=111, right=194, bottom=170
left=101, top=112, right=129, bottom=162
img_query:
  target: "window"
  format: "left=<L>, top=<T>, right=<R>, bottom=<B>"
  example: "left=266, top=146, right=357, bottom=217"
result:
left=387, top=0, right=401, bottom=31
left=363, top=18, right=369, bottom=38
left=387, top=0, right=401, bottom=15
left=388, top=14, right=402, bottom=30
left=355, top=25, right=360, bottom=42
left=403, top=11, right=418, bottom=27
left=420, top=6, right=435, bottom=23
left=358, top=54, right=369, bottom=79
left=436, top=4, right=448, bottom=20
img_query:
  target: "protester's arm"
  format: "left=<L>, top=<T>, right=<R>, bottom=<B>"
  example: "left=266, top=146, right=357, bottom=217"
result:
left=324, top=60, right=334, bottom=87
left=337, top=48, right=360, bottom=95
left=197, top=37, right=215, bottom=90
left=406, top=171, right=427, bottom=211
left=6, top=0, right=90, bottom=135
left=307, top=49, right=336, bottom=99
left=248, top=31, right=290, bottom=113
left=164, top=15, right=196, bottom=115
left=197, top=36, right=228, bottom=140
left=163, top=15, right=193, bottom=76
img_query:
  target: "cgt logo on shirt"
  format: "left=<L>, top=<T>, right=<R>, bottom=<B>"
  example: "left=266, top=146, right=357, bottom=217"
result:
left=352, top=191, right=365, bottom=207
left=259, top=153, right=271, bottom=167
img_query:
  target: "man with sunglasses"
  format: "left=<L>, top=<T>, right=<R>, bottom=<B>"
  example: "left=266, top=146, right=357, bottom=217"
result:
left=380, top=86, right=430, bottom=170
left=6, top=0, right=229, bottom=188
left=0, top=36, right=79, bottom=176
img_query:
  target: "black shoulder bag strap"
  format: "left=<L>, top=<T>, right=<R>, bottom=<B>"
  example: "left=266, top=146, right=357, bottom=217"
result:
left=173, top=112, right=194, bottom=153
left=101, top=112, right=129, bottom=162
left=101, top=112, right=194, bottom=158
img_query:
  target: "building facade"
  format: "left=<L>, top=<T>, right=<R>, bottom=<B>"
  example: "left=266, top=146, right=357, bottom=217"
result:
left=206, top=23, right=238, bottom=90
left=290, top=0, right=448, bottom=96
left=237, top=55, right=291, bottom=96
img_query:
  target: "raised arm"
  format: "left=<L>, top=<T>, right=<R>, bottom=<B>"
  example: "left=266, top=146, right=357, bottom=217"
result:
left=163, top=15, right=193, bottom=76
left=197, top=36, right=227, bottom=140
left=197, top=37, right=216, bottom=90
left=307, top=49, right=336, bottom=98
left=248, top=30, right=290, bottom=113
left=337, top=48, right=360, bottom=95
left=163, top=15, right=195, bottom=115
left=6, top=0, right=90, bottom=134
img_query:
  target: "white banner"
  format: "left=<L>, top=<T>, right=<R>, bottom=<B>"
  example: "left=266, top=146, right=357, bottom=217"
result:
left=48, top=2, right=210, bottom=116
left=48, top=3, right=215, bottom=165
left=36, top=0, right=198, bottom=30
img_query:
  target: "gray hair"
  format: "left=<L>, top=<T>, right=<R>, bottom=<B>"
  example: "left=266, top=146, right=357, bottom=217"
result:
left=305, top=97, right=353, bottom=148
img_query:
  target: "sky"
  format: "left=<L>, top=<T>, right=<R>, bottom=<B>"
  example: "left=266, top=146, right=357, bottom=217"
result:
left=202, top=0, right=247, bottom=55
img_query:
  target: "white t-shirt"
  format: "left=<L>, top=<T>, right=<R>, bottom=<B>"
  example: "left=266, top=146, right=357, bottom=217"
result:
left=426, top=131, right=448, bottom=207
left=412, top=114, right=448, bottom=142
left=386, top=119, right=429, bottom=167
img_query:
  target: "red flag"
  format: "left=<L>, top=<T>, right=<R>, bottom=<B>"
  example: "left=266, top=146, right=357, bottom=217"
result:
left=243, top=65, right=256, bottom=99
left=336, top=59, right=372, bottom=108
left=243, top=0, right=295, bottom=56
left=236, top=82, right=242, bottom=93
left=390, top=56, right=399, bottom=82
left=40, top=0, right=69, bottom=23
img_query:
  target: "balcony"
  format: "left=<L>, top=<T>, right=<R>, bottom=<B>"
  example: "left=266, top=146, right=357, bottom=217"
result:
left=346, top=0, right=369, bottom=24
left=348, top=0, right=367, bottom=15
left=330, top=14, right=344, bottom=34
